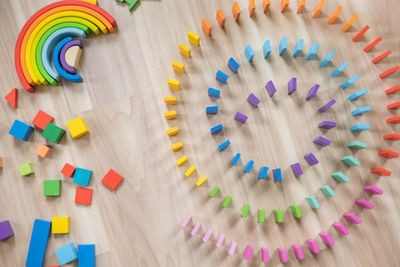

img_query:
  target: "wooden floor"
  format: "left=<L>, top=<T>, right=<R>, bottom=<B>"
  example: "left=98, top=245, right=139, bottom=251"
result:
left=0, top=0, right=399, bottom=266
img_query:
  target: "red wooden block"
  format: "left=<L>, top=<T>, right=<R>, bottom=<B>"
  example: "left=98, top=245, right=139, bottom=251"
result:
left=61, top=163, right=75, bottom=177
left=386, top=85, right=400, bottom=95
left=75, top=188, right=93, bottom=205
left=32, top=110, right=54, bottom=130
left=379, top=149, right=399, bottom=159
left=386, top=116, right=400, bottom=124
left=387, top=102, right=400, bottom=110
left=372, top=50, right=392, bottom=64
left=102, top=169, right=123, bottom=191
left=371, top=167, right=391, bottom=176
left=352, top=25, right=369, bottom=42
left=380, top=66, right=399, bottom=79
left=363, top=37, right=382, bottom=52
left=383, top=133, right=400, bottom=141
left=5, top=88, right=18, bottom=108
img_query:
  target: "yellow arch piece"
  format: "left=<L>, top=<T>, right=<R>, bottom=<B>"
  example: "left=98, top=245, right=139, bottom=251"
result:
left=79, top=0, right=98, bottom=5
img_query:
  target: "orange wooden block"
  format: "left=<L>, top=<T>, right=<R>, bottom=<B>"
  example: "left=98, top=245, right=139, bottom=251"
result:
left=249, top=0, right=255, bottom=17
left=386, top=116, right=400, bottom=124
left=379, top=149, right=399, bottom=159
left=35, top=144, right=51, bottom=158
left=380, top=66, right=399, bottom=79
left=312, top=0, right=324, bottom=18
left=342, top=14, right=358, bottom=32
left=202, top=19, right=212, bottom=36
left=216, top=9, right=226, bottom=28
left=364, top=37, right=382, bottom=52
left=328, top=6, right=342, bottom=24
left=5, top=88, right=18, bottom=109
left=232, top=2, right=241, bottom=21
left=296, top=0, right=305, bottom=14
left=371, top=167, right=391, bottom=176
left=387, top=102, right=400, bottom=110
left=0, top=157, right=3, bottom=168
left=383, top=133, right=400, bottom=141
left=281, top=0, right=289, bottom=13
left=372, top=50, right=392, bottom=64
left=263, top=0, right=270, bottom=13
left=385, top=85, right=400, bottom=95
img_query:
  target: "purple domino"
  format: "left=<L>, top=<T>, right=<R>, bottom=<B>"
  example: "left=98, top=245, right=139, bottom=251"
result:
left=247, top=93, right=260, bottom=107
left=319, top=232, right=334, bottom=246
left=355, top=199, right=374, bottom=209
left=318, top=99, right=336, bottom=112
left=306, top=84, right=320, bottom=101
left=318, top=121, right=336, bottom=129
left=364, top=185, right=383, bottom=195
left=304, top=153, right=319, bottom=165
left=332, top=222, right=349, bottom=235
left=288, top=77, right=297, bottom=95
left=0, top=220, right=14, bottom=240
left=290, top=162, right=303, bottom=177
left=265, top=80, right=277, bottom=97
left=313, top=136, right=331, bottom=147
left=306, top=239, right=319, bottom=254
left=234, top=112, right=248, bottom=124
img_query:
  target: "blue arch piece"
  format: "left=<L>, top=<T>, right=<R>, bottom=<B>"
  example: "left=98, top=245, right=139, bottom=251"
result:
left=53, top=37, right=83, bottom=83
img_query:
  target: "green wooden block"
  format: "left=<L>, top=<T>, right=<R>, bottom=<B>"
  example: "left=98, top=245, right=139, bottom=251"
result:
left=41, top=123, right=65, bottom=144
left=210, top=186, right=220, bottom=197
left=18, top=162, right=34, bottom=176
left=241, top=204, right=250, bottom=217
left=305, top=196, right=320, bottom=208
left=222, top=195, right=232, bottom=208
left=290, top=205, right=302, bottom=218
left=273, top=209, right=283, bottom=223
left=257, top=209, right=266, bottom=223
left=43, top=180, right=61, bottom=196
left=341, top=155, right=360, bottom=166
left=320, top=185, right=336, bottom=197
left=331, top=171, right=350, bottom=183
left=348, top=141, right=367, bottom=149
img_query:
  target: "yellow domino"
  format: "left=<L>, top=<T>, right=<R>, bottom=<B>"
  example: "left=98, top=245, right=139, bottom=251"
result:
left=168, top=79, right=181, bottom=90
left=172, top=61, right=185, bottom=73
left=166, top=126, right=179, bottom=136
left=179, top=43, right=191, bottom=58
left=176, top=155, right=188, bottom=166
left=164, top=110, right=177, bottom=120
left=170, top=142, right=183, bottom=151
left=185, top=165, right=196, bottom=176
left=196, top=176, right=207, bottom=187
left=188, top=31, right=200, bottom=47
left=164, top=96, right=177, bottom=105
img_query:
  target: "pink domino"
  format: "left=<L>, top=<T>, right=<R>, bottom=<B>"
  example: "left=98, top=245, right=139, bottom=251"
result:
left=333, top=222, right=349, bottom=235
left=243, top=245, right=254, bottom=260
left=364, top=185, right=384, bottom=195
left=319, top=232, right=334, bottom=246
left=292, top=244, right=304, bottom=260
left=261, top=247, right=269, bottom=263
left=278, top=247, right=288, bottom=263
left=306, top=239, right=320, bottom=254
left=202, top=229, right=212, bottom=242
left=216, top=234, right=225, bottom=247
left=343, top=212, right=362, bottom=224
left=355, top=198, right=374, bottom=209
left=181, top=216, right=191, bottom=228
left=190, top=222, right=200, bottom=236
left=228, top=241, right=237, bottom=255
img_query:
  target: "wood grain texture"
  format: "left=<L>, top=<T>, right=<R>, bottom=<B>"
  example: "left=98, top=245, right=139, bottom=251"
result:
left=0, top=0, right=399, bottom=266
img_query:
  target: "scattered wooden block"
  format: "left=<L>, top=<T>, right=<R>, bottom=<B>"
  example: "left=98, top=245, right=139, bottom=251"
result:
left=73, top=168, right=93, bottom=186
left=216, top=9, right=226, bottom=27
left=371, top=167, right=391, bottom=176
left=75, top=187, right=93, bottom=205
left=61, top=163, right=75, bottom=177
left=42, top=123, right=65, bottom=144
left=102, top=169, right=123, bottom=191
left=43, top=180, right=61, bottom=196
left=363, top=37, right=382, bottom=52
left=25, top=219, right=51, bottom=267
left=332, top=222, right=349, bottom=235
left=379, top=149, right=399, bottom=159
left=312, top=0, right=324, bottom=18
left=0, top=220, right=14, bottom=240
left=55, top=242, right=78, bottom=265
left=66, top=117, right=89, bottom=139
left=170, top=142, right=183, bottom=151
left=78, top=244, right=95, bottom=267
left=328, top=6, right=342, bottom=24
left=19, top=162, right=34, bottom=176
left=5, top=88, right=18, bottom=109
left=188, top=31, right=200, bottom=47
left=243, top=245, right=254, bottom=260
left=342, top=14, right=358, bottom=32
left=172, top=61, right=184, bottom=73
left=52, top=217, right=69, bottom=234
left=352, top=25, right=370, bottom=42
left=179, top=43, right=191, bottom=58
left=35, top=144, right=51, bottom=158
left=164, top=110, right=177, bottom=120
left=201, top=19, right=212, bottom=36
left=9, top=120, right=34, bottom=141
left=166, top=126, right=179, bottom=136
left=32, top=110, right=54, bottom=130
left=164, top=96, right=177, bottom=105
left=232, top=2, right=241, bottom=21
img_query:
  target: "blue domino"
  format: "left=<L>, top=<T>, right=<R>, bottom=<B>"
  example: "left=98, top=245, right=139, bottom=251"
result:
left=208, top=88, right=220, bottom=98
left=206, top=106, right=218, bottom=114
left=320, top=185, right=336, bottom=197
left=348, top=89, right=368, bottom=101
left=263, top=40, right=271, bottom=59
left=244, top=160, right=254, bottom=173
left=25, top=219, right=51, bottom=267
left=305, top=196, right=320, bottom=209
left=273, top=168, right=282, bottom=181
left=216, top=70, right=229, bottom=84
left=306, top=42, right=319, bottom=60
left=218, top=140, right=230, bottom=151
left=210, top=124, right=223, bottom=134
left=352, top=106, right=371, bottom=116
left=320, top=50, right=335, bottom=67
left=293, top=38, right=303, bottom=57
left=350, top=124, right=370, bottom=132
left=231, top=153, right=241, bottom=165
left=78, top=244, right=95, bottom=267
left=340, top=75, right=359, bottom=89
left=244, top=44, right=255, bottom=62
left=228, top=57, right=240, bottom=73
left=331, top=62, right=349, bottom=77
left=9, top=120, right=34, bottom=142
left=258, top=166, right=269, bottom=179
left=279, top=37, right=287, bottom=56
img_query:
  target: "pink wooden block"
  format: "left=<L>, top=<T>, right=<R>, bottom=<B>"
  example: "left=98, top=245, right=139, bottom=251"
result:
left=202, top=229, right=212, bottom=242
left=261, top=247, right=269, bottom=263
left=243, top=245, right=254, bottom=260
left=190, top=222, right=200, bottom=236
left=306, top=239, right=320, bottom=254
left=181, top=216, right=191, bottom=228
left=364, top=185, right=384, bottom=195
left=355, top=198, right=374, bottom=209
left=278, top=247, right=288, bottom=263
left=216, top=234, right=225, bottom=247
left=292, top=244, right=304, bottom=260
left=319, top=232, right=334, bottom=246
left=228, top=241, right=237, bottom=255
left=343, top=212, right=362, bottom=224
left=333, top=222, right=349, bottom=235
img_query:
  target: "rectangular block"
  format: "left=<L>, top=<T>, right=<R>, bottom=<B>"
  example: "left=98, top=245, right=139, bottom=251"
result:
left=320, top=185, right=336, bottom=197
left=278, top=247, right=288, bottom=263
left=379, top=149, right=399, bottom=159
left=180, top=216, right=191, bottom=228
left=371, top=167, right=391, bottom=176
left=342, top=14, right=358, bottom=32
left=243, top=245, right=253, bottom=260
left=241, top=204, right=250, bottom=217
left=166, top=126, right=179, bottom=136
left=274, top=209, right=283, bottom=223
left=190, top=223, right=200, bottom=236
left=352, top=106, right=371, bottom=116
left=231, top=153, right=241, bottom=165
left=343, top=212, right=362, bottom=224
left=306, top=84, right=320, bottom=101
left=304, top=153, right=319, bottom=165
left=210, top=186, right=220, bottom=197
left=170, top=142, right=183, bottom=151
left=25, top=219, right=51, bottom=267
left=313, top=136, right=331, bottom=146
left=258, top=166, right=269, bottom=179
left=167, top=79, right=181, bottom=90
left=387, top=116, right=400, bottom=124
left=292, top=244, right=304, bottom=260
left=353, top=25, right=370, bottom=42
left=164, top=96, right=177, bottom=105
left=201, top=19, right=212, bottom=36
left=257, top=209, right=266, bottom=223
left=244, top=160, right=254, bottom=173
left=384, top=133, right=400, bottom=140
left=279, top=37, right=287, bottom=56
left=196, top=176, right=207, bottom=186
left=184, top=165, right=196, bottom=177
left=247, top=93, right=260, bottom=107
left=265, top=80, right=277, bottom=97
left=78, top=244, right=95, bottom=267
left=318, top=120, right=336, bottom=129
left=288, top=77, right=297, bottom=95
left=210, top=124, right=223, bottom=134
left=355, top=198, right=374, bottom=209
left=179, top=43, right=191, bottom=58
left=350, top=124, right=370, bottom=132
left=290, top=162, right=303, bottom=177
left=364, top=37, right=383, bottom=52
left=206, top=106, right=218, bottom=114
left=281, top=0, right=289, bottom=12
left=348, top=89, right=368, bottom=101
left=331, top=171, right=349, bottom=183
left=248, top=0, right=255, bottom=17
left=319, top=232, right=334, bottom=246
left=263, top=40, right=271, bottom=58
left=385, top=85, right=400, bottom=95
left=331, top=62, right=349, bottom=77
left=340, top=75, right=359, bottom=89
left=306, top=239, right=320, bottom=254
left=218, top=140, right=231, bottom=151
left=296, top=0, right=305, bottom=13
left=332, top=222, right=349, bottom=235
left=364, top=185, right=383, bottom=195
left=228, top=241, right=237, bottom=255
left=273, top=168, right=282, bottom=181
left=312, top=0, right=324, bottom=18
left=216, top=9, right=226, bottom=27
left=234, top=112, right=248, bottom=123
left=222, top=195, right=232, bottom=208
left=208, top=88, right=220, bottom=98
left=176, top=155, right=188, bottom=166
left=328, top=5, right=342, bottom=24
left=341, top=155, right=360, bottom=166
left=318, top=99, right=336, bottom=112
left=232, top=1, right=241, bottom=21
left=172, top=61, right=184, bottom=73
left=216, top=70, right=228, bottom=84
left=228, top=57, right=240, bottom=73
left=306, top=196, right=320, bottom=209
left=164, top=110, right=177, bottom=120
left=244, top=44, right=254, bottom=62
left=372, top=50, right=392, bottom=64
left=263, top=0, right=271, bottom=13
left=293, top=38, right=303, bottom=57
left=188, top=31, right=200, bottom=46
left=348, top=141, right=367, bottom=149
left=320, top=50, right=335, bottom=67
left=306, top=42, right=319, bottom=60
left=261, top=247, right=269, bottom=263
left=290, top=205, right=302, bottom=218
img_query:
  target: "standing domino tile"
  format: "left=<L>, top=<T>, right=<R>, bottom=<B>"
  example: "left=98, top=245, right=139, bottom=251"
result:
left=244, top=160, right=254, bottom=173
left=320, top=50, right=335, bottom=67
left=328, top=5, right=342, bottom=24
left=171, top=142, right=183, bottom=151
left=202, top=229, right=213, bottom=242
left=290, top=162, right=303, bottom=177
left=216, top=9, right=226, bottom=27
left=232, top=1, right=241, bottom=21
left=210, top=124, right=223, bottom=134
left=350, top=124, right=370, bottom=132
left=190, top=223, right=201, bottom=236
left=306, top=84, right=320, bottom=101
left=313, top=136, right=331, bottom=146
left=355, top=199, right=374, bottom=209
left=216, top=70, right=229, bottom=84
left=290, top=205, right=302, bottom=218
left=258, top=166, right=269, bottom=179
left=348, top=141, right=368, bottom=149
left=352, top=106, right=371, bottom=116
left=353, top=25, right=370, bottom=42
left=343, top=212, right=362, bottom=224
left=261, top=247, right=269, bottom=263
left=341, top=155, right=360, bottom=166
left=331, top=62, right=349, bottom=77
left=216, top=234, right=225, bottom=247
left=218, top=140, right=231, bottom=151
left=306, top=239, right=320, bottom=254
left=306, top=42, right=319, bottom=60
left=234, top=112, right=248, bottom=123
left=304, top=153, right=319, bottom=165
left=206, top=106, right=218, bottom=114
left=188, top=31, right=200, bottom=46
left=312, top=0, right=324, bottom=18
left=342, top=14, right=358, bottom=32
left=348, top=89, right=368, bottom=101
left=228, top=57, right=240, bottom=73
left=244, top=44, right=255, bottom=62
left=265, top=80, right=277, bottom=97
left=210, top=186, right=220, bottom=197
left=232, top=153, right=241, bottom=165
left=222, top=196, right=232, bottom=208
left=320, top=185, right=336, bottom=197
left=364, top=37, right=383, bottom=52
left=380, top=66, right=400, bottom=79
left=372, top=50, right=392, bottom=64
left=278, top=247, right=288, bottom=263
left=332, top=171, right=350, bottom=183
left=172, top=61, right=185, bottom=73
left=202, top=19, right=212, bottom=36
left=364, top=185, right=383, bottom=195
left=288, top=77, right=297, bottom=95
left=293, top=38, right=303, bottom=57
left=333, top=222, right=349, bottom=235
left=340, top=75, right=359, bottom=89
left=319, top=99, right=336, bottom=112
left=263, top=0, right=271, bottom=12
left=243, top=245, right=254, bottom=260
left=228, top=241, right=237, bottom=255
left=292, top=244, right=304, bottom=260
left=263, top=40, right=272, bottom=58
left=242, top=204, right=250, bottom=217
left=196, top=176, right=207, bottom=187
left=274, top=209, right=283, bottom=223
left=258, top=210, right=266, bottom=223
left=279, top=37, right=287, bottom=56
left=185, top=166, right=196, bottom=177
left=181, top=216, right=191, bottom=228
left=208, top=88, right=220, bottom=98
left=306, top=196, right=320, bottom=209
left=318, top=120, right=336, bottom=129
left=319, top=232, right=334, bottom=246
left=168, top=79, right=181, bottom=90
left=179, top=43, right=191, bottom=58
left=383, top=133, right=400, bottom=140
left=273, top=168, right=282, bottom=181
left=247, top=93, right=260, bottom=107
left=164, top=96, right=177, bottom=105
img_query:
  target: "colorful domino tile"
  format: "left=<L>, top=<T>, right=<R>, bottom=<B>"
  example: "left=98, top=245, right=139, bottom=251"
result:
left=244, top=160, right=254, bottom=173
left=331, top=62, right=349, bottom=77
left=304, top=153, right=319, bottom=165
left=306, top=196, right=320, bottom=209
left=265, top=80, right=277, bottom=97
left=274, top=209, right=283, bottom=223
left=210, top=124, right=223, bottom=134
left=332, top=171, right=350, bottom=183
left=319, top=99, right=336, bottom=112
left=218, top=140, right=231, bottom=151
left=185, top=165, right=196, bottom=177
left=273, top=168, right=282, bottom=181
left=208, top=88, right=220, bottom=98
left=206, top=106, right=218, bottom=114
left=232, top=153, right=241, bottom=165
left=216, top=70, right=228, bottom=84
left=279, top=37, right=287, bottom=56
left=293, top=38, right=303, bottom=57
left=244, top=44, right=255, bottom=62
left=228, top=57, right=240, bottom=73
left=234, top=112, right=248, bottom=123
left=288, top=77, right=297, bottom=95
left=349, top=89, right=368, bottom=101
left=258, top=166, right=269, bottom=179
left=320, top=50, right=335, bottom=67
left=313, top=136, right=331, bottom=147
left=306, top=84, right=320, bottom=101
left=290, top=162, right=303, bottom=177
left=258, top=209, right=266, bottom=223
left=306, top=42, right=319, bottom=60
left=201, top=19, right=212, bottom=36
left=247, top=93, right=260, bottom=107
left=263, top=40, right=271, bottom=58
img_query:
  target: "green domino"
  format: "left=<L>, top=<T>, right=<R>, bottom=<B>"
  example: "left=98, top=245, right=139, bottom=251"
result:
left=18, top=162, right=34, bottom=176
left=222, top=195, right=232, bottom=208
left=43, top=180, right=61, bottom=196
left=274, top=209, right=283, bottom=223
left=210, top=186, right=220, bottom=197
left=331, top=171, right=350, bottom=183
left=348, top=141, right=368, bottom=149
left=290, top=205, right=302, bottom=218
left=241, top=204, right=250, bottom=217
left=42, top=122, right=66, bottom=144
left=341, top=155, right=360, bottom=166
left=320, top=185, right=336, bottom=197
left=305, top=196, right=320, bottom=209
left=257, top=209, right=266, bottom=223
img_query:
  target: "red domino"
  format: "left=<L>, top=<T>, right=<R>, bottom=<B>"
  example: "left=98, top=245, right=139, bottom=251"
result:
left=383, top=133, right=400, bottom=141
left=371, top=167, right=391, bottom=176
left=380, top=66, right=400, bottom=79
left=385, top=85, right=400, bottom=95
left=363, top=37, right=382, bottom=52
left=5, top=88, right=18, bottom=109
left=387, top=102, right=400, bottom=110
left=387, top=116, right=400, bottom=124
left=379, top=149, right=399, bottom=159
left=352, top=25, right=370, bottom=42
left=372, top=50, right=391, bottom=64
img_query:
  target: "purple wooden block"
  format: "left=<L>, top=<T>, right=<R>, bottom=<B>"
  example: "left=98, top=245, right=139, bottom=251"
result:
left=234, top=112, right=248, bottom=123
left=318, top=99, right=336, bottom=112
left=265, top=80, right=277, bottom=97
left=306, top=84, right=320, bottom=101
left=313, top=136, right=331, bottom=146
left=304, top=153, right=319, bottom=165
left=247, top=93, right=260, bottom=107
left=0, top=220, right=14, bottom=240
left=290, top=162, right=303, bottom=177
left=318, top=121, right=336, bottom=129
left=288, top=77, right=297, bottom=95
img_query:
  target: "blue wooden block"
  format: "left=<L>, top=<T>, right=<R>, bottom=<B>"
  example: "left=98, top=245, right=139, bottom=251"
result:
left=306, top=42, right=319, bottom=60
left=73, top=168, right=93, bottom=186
left=228, top=57, right=240, bottom=73
left=208, top=88, right=220, bottom=98
left=210, top=124, right=223, bottom=134
left=293, top=38, right=303, bottom=57
left=9, top=120, right=34, bottom=141
left=340, top=75, right=359, bottom=89
left=231, top=153, right=241, bottom=165
left=331, top=62, right=349, bottom=77
left=78, top=244, right=95, bottom=267
left=350, top=124, right=370, bottom=132
left=218, top=140, right=230, bottom=151
left=279, top=37, right=287, bottom=56
left=273, top=168, right=282, bottom=181
left=258, top=166, right=269, bottom=179
left=206, top=106, right=218, bottom=114
left=55, top=242, right=78, bottom=265
left=216, top=70, right=229, bottom=84
left=351, top=106, right=371, bottom=116
left=25, top=219, right=51, bottom=267
left=348, top=89, right=368, bottom=101
left=244, top=45, right=255, bottom=62
left=244, top=160, right=254, bottom=173
left=320, top=50, right=335, bottom=67
left=263, top=40, right=271, bottom=59
left=305, top=196, right=320, bottom=209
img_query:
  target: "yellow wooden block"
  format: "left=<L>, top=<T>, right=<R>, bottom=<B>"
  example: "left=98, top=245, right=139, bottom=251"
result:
left=196, top=176, right=207, bottom=186
left=172, top=61, right=185, bottom=73
left=164, top=96, right=177, bottom=105
left=176, top=155, right=188, bottom=166
left=188, top=31, right=200, bottom=47
left=179, top=43, right=191, bottom=58
left=52, top=217, right=69, bottom=234
left=164, top=110, right=177, bottom=120
left=170, top=142, right=183, bottom=151
left=167, top=79, right=181, bottom=90
left=66, top=116, right=89, bottom=138
left=166, top=126, right=179, bottom=136
left=185, top=165, right=196, bottom=176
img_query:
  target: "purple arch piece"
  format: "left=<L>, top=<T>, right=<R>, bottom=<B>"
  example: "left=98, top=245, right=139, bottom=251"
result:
left=60, top=39, right=83, bottom=74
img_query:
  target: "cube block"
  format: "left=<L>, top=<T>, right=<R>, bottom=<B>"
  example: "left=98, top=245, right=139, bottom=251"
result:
left=66, top=117, right=89, bottom=138
left=32, top=110, right=54, bottom=130
left=73, top=168, right=93, bottom=186
left=52, top=217, right=69, bottom=234
left=9, top=120, right=34, bottom=141
left=35, top=144, right=51, bottom=158
left=61, top=163, right=75, bottom=177
left=102, top=169, right=123, bottom=191
left=0, top=220, right=14, bottom=240
left=19, top=162, right=34, bottom=176
left=43, top=180, right=61, bottom=196
left=42, top=123, right=65, bottom=144
left=55, top=242, right=78, bottom=265
left=75, top=188, right=93, bottom=205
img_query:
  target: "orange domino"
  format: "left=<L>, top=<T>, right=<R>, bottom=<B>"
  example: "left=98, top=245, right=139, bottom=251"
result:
left=249, top=0, right=255, bottom=17
left=342, top=14, right=358, bottom=32
left=363, top=37, right=382, bottom=52
left=385, top=85, right=400, bottom=95
left=387, top=102, right=400, bottom=110
left=216, top=9, right=226, bottom=28
left=232, top=2, right=241, bottom=22
left=281, top=0, right=289, bottom=13
left=386, top=116, right=400, bottom=124
left=352, top=25, right=370, bottom=42
left=312, top=0, right=324, bottom=18
left=380, top=66, right=399, bottom=79
left=384, top=133, right=400, bottom=141
left=371, top=167, right=391, bottom=176
left=296, top=0, right=305, bottom=14
left=372, top=50, right=392, bottom=64
left=263, top=0, right=270, bottom=13
left=328, top=6, right=342, bottom=24
left=378, top=149, right=399, bottom=159
left=202, top=19, right=212, bottom=36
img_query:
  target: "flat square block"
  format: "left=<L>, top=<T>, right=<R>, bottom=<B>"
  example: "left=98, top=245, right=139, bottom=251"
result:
left=52, top=217, right=69, bottom=234
left=19, top=162, right=34, bottom=176
left=234, top=112, right=248, bottom=123
left=73, top=168, right=93, bottom=186
left=0, top=220, right=14, bottom=240
left=341, top=155, right=360, bottom=166
left=320, top=185, right=336, bottom=197
left=331, top=171, right=349, bottom=183
left=25, top=219, right=51, bottom=267
left=313, top=136, right=331, bottom=147
left=318, top=120, right=336, bottom=129
left=228, top=57, right=240, bottom=73
left=78, top=244, right=95, bottom=267
left=247, top=93, right=260, bottom=107
left=265, top=80, right=277, bottom=97
left=35, top=144, right=51, bottom=158
left=43, top=180, right=61, bottom=196
left=216, top=70, right=228, bottom=84
left=306, top=84, right=320, bottom=101
left=208, top=88, right=220, bottom=98
left=42, top=123, right=65, bottom=144
left=55, top=242, right=78, bottom=265
left=304, top=153, right=319, bottom=165
left=290, top=162, right=303, bottom=177
left=273, top=168, right=282, bottom=181
left=244, top=44, right=254, bottom=62
left=102, top=169, right=123, bottom=191
left=75, top=187, right=93, bottom=205
left=61, top=163, right=75, bottom=177
left=66, top=117, right=89, bottom=138
left=9, top=120, right=34, bottom=141
left=32, top=110, right=54, bottom=130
